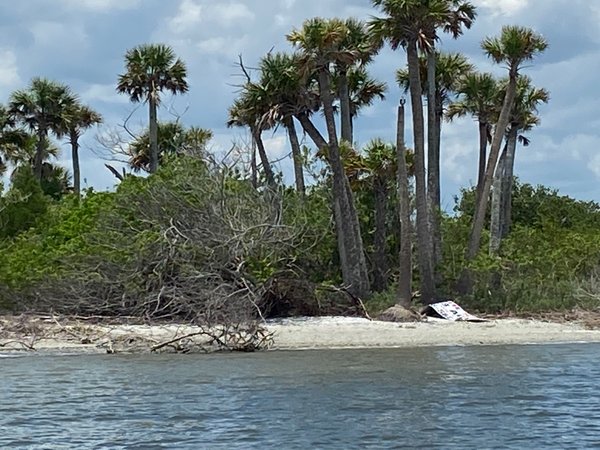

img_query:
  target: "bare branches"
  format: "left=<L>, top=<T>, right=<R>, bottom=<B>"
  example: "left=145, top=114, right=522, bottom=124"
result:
left=0, top=314, right=273, bottom=353
left=13, top=157, right=296, bottom=351
left=238, top=54, right=252, bottom=84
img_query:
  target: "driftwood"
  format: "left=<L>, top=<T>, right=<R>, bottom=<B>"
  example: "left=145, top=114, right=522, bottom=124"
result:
left=0, top=314, right=274, bottom=354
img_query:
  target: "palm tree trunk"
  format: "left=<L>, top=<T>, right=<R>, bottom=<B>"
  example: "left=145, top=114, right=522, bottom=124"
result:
left=70, top=129, right=81, bottom=198
left=148, top=96, right=159, bottom=173
left=427, top=50, right=442, bottom=271
left=34, top=126, right=47, bottom=181
left=465, top=69, right=518, bottom=262
left=284, top=116, right=305, bottom=196
left=489, top=142, right=507, bottom=255
left=250, top=137, right=257, bottom=189
left=396, top=101, right=412, bottom=307
left=372, top=175, right=389, bottom=292
left=501, top=125, right=519, bottom=237
left=318, top=69, right=370, bottom=298
left=476, top=120, right=488, bottom=203
left=295, top=111, right=357, bottom=290
left=251, top=126, right=276, bottom=186
left=295, top=113, right=325, bottom=148
left=407, top=39, right=435, bottom=304
left=338, top=67, right=353, bottom=145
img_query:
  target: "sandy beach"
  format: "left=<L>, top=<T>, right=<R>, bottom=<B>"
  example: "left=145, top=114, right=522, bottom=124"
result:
left=2, top=315, right=600, bottom=354
left=267, top=316, right=600, bottom=349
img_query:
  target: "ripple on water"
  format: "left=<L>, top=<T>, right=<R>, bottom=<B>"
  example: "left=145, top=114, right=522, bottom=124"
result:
left=1, top=344, right=600, bottom=448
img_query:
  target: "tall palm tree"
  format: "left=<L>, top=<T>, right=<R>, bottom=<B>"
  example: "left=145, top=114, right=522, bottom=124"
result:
left=117, top=43, right=188, bottom=174
left=9, top=78, right=75, bottom=181
left=446, top=72, right=499, bottom=199
left=370, top=0, right=443, bottom=303
left=58, top=102, right=102, bottom=197
left=419, top=2, right=476, bottom=280
left=465, top=26, right=548, bottom=264
left=396, top=99, right=413, bottom=307
left=422, top=1, right=476, bottom=209
left=397, top=51, right=473, bottom=267
left=288, top=17, right=370, bottom=298
left=489, top=76, right=549, bottom=254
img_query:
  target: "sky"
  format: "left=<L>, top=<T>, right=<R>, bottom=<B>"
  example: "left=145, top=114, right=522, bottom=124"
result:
left=0, top=0, right=599, bottom=211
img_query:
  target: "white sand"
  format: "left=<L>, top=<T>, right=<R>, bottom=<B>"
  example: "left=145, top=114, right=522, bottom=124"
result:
left=265, top=316, right=600, bottom=350
left=2, top=316, right=600, bottom=353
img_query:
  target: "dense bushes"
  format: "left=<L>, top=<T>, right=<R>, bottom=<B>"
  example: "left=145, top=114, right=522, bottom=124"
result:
left=448, top=181, right=600, bottom=313
left=0, top=158, right=599, bottom=316
left=0, top=157, right=303, bottom=319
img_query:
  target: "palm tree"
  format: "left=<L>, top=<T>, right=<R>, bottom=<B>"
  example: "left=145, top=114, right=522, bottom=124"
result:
left=3, top=133, right=71, bottom=199
left=447, top=72, right=499, bottom=200
left=58, top=102, right=102, bottom=197
left=227, top=87, right=276, bottom=187
left=257, top=52, right=318, bottom=195
left=288, top=17, right=370, bottom=298
left=361, top=139, right=398, bottom=292
left=396, top=99, right=413, bottom=306
left=39, top=162, right=71, bottom=200
left=0, top=104, right=29, bottom=177
left=182, top=126, right=214, bottom=159
left=422, top=1, right=476, bottom=210
left=397, top=51, right=473, bottom=267
left=465, top=26, right=548, bottom=264
left=9, top=78, right=75, bottom=181
left=489, top=76, right=549, bottom=254
left=370, top=0, right=443, bottom=303
left=117, top=44, right=188, bottom=174
left=335, top=65, right=387, bottom=140
left=128, top=121, right=212, bottom=172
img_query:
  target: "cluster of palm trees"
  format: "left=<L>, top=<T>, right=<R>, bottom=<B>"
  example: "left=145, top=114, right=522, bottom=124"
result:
left=0, top=43, right=193, bottom=199
left=0, top=1, right=549, bottom=305
left=0, top=78, right=101, bottom=198
left=228, top=0, right=548, bottom=304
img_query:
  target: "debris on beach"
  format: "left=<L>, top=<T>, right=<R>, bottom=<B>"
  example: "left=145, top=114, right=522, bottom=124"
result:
left=422, top=300, right=486, bottom=322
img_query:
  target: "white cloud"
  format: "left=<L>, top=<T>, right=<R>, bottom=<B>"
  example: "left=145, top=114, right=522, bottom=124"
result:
left=264, top=135, right=289, bottom=160
left=211, top=2, right=254, bottom=26
left=473, top=0, right=527, bottom=17
left=0, top=49, right=21, bottom=92
left=169, top=0, right=203, bottom=32
left=168, top=0, right=254, bottom=34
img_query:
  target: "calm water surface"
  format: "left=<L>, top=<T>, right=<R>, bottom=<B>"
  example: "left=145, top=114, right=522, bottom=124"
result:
left=2, top=343, right=600, bottom=449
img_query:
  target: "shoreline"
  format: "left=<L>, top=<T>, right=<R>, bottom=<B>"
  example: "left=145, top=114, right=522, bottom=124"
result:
left=2, top=315, right=600, bottom=354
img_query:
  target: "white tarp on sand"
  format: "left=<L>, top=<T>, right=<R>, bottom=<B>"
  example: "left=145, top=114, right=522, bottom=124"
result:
left=424, top=301, right=486, bottom=322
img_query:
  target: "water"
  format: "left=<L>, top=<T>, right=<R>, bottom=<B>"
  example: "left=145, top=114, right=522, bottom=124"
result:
left=2, top=344, right=600, bottom=449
